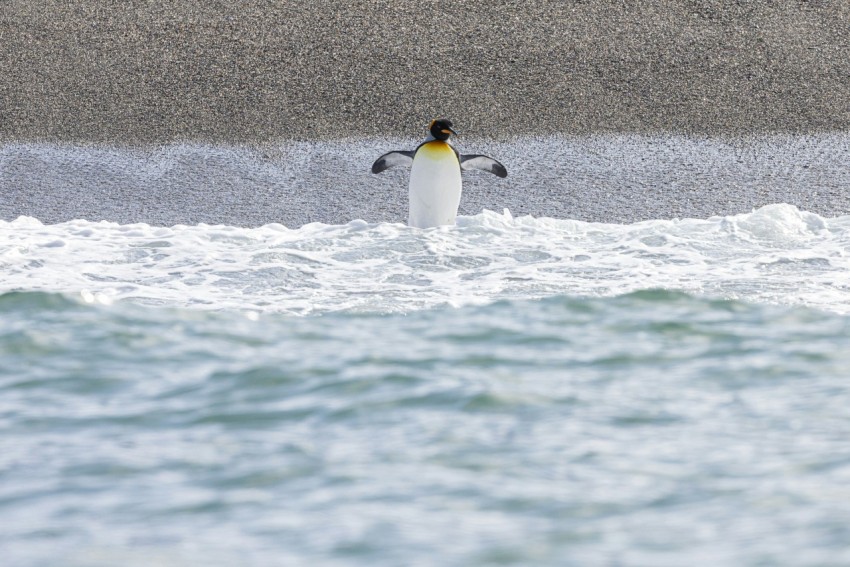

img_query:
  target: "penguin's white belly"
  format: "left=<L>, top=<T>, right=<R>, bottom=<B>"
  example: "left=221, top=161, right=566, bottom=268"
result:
left=408, top=141, right=462, bottom=229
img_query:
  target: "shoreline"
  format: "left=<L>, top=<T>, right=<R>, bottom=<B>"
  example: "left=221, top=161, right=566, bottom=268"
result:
left=2, top=133, right=848, bottom=228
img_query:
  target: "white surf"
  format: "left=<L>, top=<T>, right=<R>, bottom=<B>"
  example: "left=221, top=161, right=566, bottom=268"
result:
left=1, top=204, right=849, bottom=315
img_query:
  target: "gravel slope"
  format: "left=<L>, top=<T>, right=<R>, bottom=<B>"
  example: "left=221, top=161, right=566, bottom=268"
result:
left=2, top=1, right=849, bottom=143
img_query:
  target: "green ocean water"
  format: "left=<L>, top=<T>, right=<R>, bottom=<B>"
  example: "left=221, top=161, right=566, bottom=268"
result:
left=2, top=290, right=850, bottom=566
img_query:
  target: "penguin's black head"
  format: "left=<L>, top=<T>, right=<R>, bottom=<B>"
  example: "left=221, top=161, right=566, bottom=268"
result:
left=429, top=118, right=456, bottom=141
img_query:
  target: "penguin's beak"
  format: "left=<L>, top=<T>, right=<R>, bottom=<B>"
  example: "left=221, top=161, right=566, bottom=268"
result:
left=442, top=126, right=458, bottom=136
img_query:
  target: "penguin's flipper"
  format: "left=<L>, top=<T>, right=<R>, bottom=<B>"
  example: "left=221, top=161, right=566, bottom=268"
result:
left=372, top=151, right=415, bottom=174
left=460, top=155, right=508, bottom=178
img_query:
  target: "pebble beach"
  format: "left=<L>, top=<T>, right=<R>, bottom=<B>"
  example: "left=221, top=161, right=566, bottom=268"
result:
left=2, top=1, right=849, bottom=226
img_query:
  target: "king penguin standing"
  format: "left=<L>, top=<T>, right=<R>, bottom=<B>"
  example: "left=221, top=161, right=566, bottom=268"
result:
left=371, top=119, right=508, bottom=228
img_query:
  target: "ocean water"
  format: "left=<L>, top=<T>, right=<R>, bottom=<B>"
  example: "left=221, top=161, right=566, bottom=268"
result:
left=2, top=206, right=850, bottom=565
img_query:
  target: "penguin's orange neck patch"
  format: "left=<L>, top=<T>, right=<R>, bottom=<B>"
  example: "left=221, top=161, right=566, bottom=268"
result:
left=419, top=140, right=456, bottom=160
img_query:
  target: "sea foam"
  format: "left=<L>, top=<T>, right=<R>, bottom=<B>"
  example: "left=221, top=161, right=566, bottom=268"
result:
left=1, top=204, right=848, bottom=315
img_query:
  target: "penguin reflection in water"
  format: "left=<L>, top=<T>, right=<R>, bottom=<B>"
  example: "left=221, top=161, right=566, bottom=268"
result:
left=371, top=119, right=507, bottom=228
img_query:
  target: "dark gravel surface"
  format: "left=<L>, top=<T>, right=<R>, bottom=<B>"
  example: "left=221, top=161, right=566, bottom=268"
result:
left=2, top=1, right=849, bottom=143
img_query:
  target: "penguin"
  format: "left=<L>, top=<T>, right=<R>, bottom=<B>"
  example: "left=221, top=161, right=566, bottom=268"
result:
left=371, top=119, right=507, bottom=228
